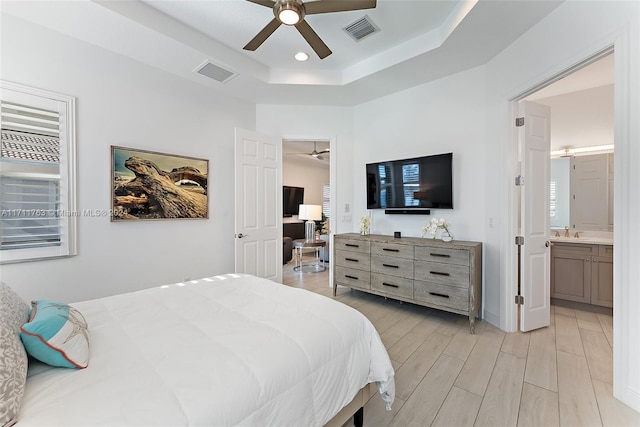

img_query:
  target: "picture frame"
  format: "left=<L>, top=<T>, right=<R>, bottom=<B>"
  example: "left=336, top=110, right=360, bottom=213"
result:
left=111, top=146, right=209, bottom=221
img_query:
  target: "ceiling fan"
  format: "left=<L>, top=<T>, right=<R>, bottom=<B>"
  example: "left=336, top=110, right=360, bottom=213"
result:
left=308, top=141, right=330, bottom=160
left=243, top=0, right=377, bottom=59
left=286, top=141, right=330, bottom=160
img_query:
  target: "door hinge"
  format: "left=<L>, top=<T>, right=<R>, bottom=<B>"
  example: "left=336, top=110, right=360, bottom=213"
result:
left=515, top=117, right=525, bottom=127
left=515, top=175, right=525, bottom=186
left=515, top=236, right=524, bottom=246
left=515, top=295, right=524, bottom=305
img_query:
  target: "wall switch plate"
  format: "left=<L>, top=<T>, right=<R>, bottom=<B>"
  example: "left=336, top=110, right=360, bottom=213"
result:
left=344, top=203, right=350, bottom=213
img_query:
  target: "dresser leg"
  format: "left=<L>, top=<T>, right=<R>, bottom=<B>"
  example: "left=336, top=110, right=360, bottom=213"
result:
left=469, top=316, right=476, bottom=334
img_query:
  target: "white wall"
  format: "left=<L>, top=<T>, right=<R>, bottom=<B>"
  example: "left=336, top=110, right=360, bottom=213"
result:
left=0, top=14, right=255, bottom=303
left=536, top=84, right=614, bottom=150
left=353, top=66, right=487, bottom=243
left=484, top=0, right=639, bottom=411
left=282, top=160, right=328, bottom=207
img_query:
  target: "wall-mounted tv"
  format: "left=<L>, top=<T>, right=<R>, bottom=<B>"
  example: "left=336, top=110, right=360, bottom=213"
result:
left=367, top=152, right=453, bottom=210
left=283, top=186, right=304, bottom=217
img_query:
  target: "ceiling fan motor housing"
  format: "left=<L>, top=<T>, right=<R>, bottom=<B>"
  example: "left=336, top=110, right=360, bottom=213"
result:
left=274, top=0, right=305, bottom=25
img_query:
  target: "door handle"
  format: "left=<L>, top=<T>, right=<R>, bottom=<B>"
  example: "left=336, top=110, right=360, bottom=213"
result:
left=237, top=233, right=248, bottom=239
left=545, top=241, right=550, bottom=247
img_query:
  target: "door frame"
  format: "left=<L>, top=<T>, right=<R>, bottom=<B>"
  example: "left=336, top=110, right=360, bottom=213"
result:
left=506, top=46, right=614, bottom=332
left=281, top=134, right=336, bottom=286
left=504, top=28, right=637, bottom=410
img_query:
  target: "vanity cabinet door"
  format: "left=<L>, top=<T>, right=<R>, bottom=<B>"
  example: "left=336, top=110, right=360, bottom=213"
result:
left=590, top=255, right=613, bottom=308
left=551, top=248, right=592, bottom=303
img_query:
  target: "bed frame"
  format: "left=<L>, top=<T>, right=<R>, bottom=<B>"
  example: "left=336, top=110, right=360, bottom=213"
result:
left=324, top=384, right=372, bottom=427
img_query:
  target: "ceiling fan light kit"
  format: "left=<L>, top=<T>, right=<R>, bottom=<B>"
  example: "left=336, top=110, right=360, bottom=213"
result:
left=244, top=0, right=377, bottom=59
left=275, top=0, right=304, bottom=25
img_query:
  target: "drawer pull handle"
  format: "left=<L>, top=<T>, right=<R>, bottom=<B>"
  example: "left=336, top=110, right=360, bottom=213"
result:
left=382, top=263, right=399, bottom=269
left=345, top=244, right=359, bottom=248
left=345, top=275, right=359, bottom=280
left=430, top=271, right=450, bottom=276
left=430, top=253, right=451, bottom=258
left=429, top=292, right=450, bottom=298
left=345, top=258, right=359, bottom=262
left=382, top=282, right=399, bottom=288
left=383, top=248, right=399, bottom=252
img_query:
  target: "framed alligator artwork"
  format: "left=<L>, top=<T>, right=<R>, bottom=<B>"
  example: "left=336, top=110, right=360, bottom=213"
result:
left=111, top=146, right=208, bottom=221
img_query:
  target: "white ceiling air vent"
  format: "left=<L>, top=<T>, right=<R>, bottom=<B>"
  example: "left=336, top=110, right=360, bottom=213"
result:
left=194, top=60, right=236, bottom=84
left=343, top=15, right=379, bottom=42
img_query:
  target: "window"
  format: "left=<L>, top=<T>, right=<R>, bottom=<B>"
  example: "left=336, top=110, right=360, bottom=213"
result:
left=550, top=179, right=557, bottom=219
left=377, top=164, right=392, bottom=208
left=0, top=81, right=77, bottom=263
left=402, top=162, right=420, bottom=206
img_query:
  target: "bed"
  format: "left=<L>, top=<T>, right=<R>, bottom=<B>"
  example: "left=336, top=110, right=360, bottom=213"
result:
left=1, top=274, right=394, bottom=426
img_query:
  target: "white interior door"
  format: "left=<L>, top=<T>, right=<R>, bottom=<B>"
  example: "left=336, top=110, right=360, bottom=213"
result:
left=519, top=100, right=551, bottom=332
left=235, top=128, right=282, bottom=282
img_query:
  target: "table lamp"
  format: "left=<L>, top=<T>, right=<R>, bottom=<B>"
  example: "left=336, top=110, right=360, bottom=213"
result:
left=298, top=204, right=322, bottom=241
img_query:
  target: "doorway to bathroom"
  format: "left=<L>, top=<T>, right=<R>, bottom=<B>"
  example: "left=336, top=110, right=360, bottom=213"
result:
left=515, top=49, right=615, bottom=332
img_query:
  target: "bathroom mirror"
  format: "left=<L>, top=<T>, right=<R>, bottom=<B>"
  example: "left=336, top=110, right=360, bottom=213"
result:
left=550, top=153, right=613, bottom=231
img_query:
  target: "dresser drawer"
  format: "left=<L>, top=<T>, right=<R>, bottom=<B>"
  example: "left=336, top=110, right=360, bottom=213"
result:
left=371, top=242, right=414, bottom=259
left=414, top=261, right=470, bottom=288
left=334, top=238, right=371, bottom=254
left=414, top=280, right=469, bottom=312
left=335, top=249, right=371, bottom=269
left=371, top=255, right=414, bottom=279
left=414, top=246, right=469, bottom=266
left=335, top=266, right=371, bottom=290
left=371, top=273, right=413, bottom=299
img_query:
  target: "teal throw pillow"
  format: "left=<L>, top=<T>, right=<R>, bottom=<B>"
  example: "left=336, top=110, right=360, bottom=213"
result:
left=20, top=300, right=89, bottom=369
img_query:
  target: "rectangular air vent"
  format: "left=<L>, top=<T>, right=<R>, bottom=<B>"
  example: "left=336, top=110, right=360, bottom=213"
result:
left=194, top=60, right=236, bottom=83
left=343, top=15, right=379, bottom=42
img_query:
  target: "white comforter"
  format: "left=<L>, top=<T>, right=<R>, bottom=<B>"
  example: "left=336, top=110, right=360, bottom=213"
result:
left=19, top=274, right=394, bottom=426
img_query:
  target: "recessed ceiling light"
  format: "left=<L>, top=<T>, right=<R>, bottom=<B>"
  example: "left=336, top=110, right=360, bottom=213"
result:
left=295, top=52, right=309, bottom=62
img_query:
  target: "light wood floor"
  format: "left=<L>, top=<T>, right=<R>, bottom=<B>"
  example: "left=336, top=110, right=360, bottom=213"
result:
left=281, top=263, right=640, bottom=427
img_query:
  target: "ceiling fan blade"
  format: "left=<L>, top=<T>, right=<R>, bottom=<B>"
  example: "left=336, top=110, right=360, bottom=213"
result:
left=295, top=20, right=332, bottom=59
left=245, top=0, right=276, bottom=8
left=243, top=18, right=281, bottom=51
left=304, top=0, right=376, bottom=15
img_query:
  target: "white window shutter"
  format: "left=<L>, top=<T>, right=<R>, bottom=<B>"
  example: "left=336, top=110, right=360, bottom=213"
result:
left=1, top=81, right=76, bottom=263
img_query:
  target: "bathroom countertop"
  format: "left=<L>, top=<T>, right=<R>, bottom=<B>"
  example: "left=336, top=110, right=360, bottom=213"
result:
left=550, top=236, right=613, bottom=246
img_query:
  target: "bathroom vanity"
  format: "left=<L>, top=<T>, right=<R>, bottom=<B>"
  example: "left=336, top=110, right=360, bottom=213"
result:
left=550, top=236, right=613, bottom=308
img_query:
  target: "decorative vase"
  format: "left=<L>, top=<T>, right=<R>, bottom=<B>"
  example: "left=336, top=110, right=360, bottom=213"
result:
left=441, top=230, right=452, bottom=242
left=360, top=226, right=370, bottom=236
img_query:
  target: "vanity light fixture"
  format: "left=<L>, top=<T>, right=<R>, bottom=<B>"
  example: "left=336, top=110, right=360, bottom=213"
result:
left=551, top=144, right=614, bottom=157
left=294, top=52, right=309, bottom=61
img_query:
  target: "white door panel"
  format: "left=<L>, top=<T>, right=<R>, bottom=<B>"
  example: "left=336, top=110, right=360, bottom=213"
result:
left=520, top=101, right=551, bottom=332
left=235, top=128, right=282, bottom=282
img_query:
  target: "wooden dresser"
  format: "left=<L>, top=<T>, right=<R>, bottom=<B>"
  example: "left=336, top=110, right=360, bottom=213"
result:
left=334, top=233, right=482, bottom=333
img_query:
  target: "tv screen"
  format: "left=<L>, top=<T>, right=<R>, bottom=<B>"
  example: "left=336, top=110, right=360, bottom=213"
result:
left=283, top=186, right=304, bottom=217
left=367, top=153, right=453, bottom=210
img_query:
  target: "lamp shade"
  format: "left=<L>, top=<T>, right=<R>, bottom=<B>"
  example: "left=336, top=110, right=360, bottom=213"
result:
left=298, top=204, right=322, bottom=221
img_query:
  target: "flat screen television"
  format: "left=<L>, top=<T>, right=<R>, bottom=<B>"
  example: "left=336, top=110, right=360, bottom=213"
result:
left=367, top=152, right=453, bottom=210
left=283, top=186, right=304, bottom=217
